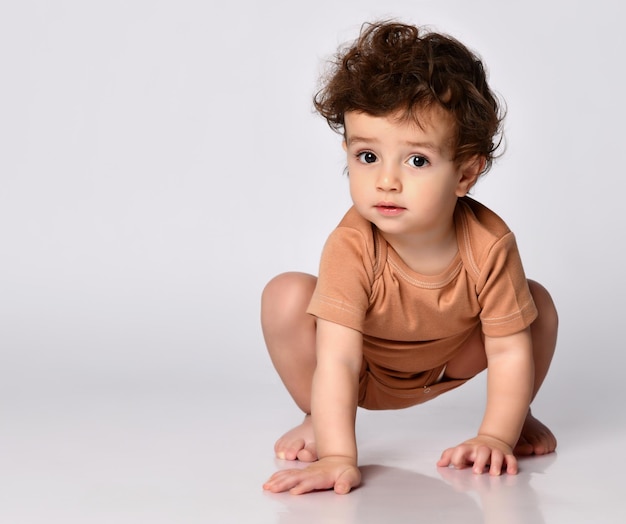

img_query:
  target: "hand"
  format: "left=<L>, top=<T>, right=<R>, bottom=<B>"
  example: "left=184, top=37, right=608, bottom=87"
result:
left=437, top=435, right=518, bottom=476
left=263, top=456, right=361, bottom=495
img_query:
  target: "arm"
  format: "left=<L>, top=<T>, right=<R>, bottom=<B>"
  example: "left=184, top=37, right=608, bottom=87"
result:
left=438, top=327, right=534, bottom=475
left=313, top=318, right=363, bottom=461
left=264, top=318, right=363, bottom=494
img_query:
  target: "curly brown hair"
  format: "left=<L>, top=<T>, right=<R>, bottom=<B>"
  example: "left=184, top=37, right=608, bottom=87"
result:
left=313, top=21, right=504, bottom=173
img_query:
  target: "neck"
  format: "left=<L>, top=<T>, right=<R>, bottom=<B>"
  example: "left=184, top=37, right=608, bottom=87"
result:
left=381, top=221, right=458, bottom=275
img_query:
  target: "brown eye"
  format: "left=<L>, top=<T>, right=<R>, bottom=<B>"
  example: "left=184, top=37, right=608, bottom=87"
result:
left=357, top=152, right=377, bottom=164
left=409, top=155, right=429, bottom=168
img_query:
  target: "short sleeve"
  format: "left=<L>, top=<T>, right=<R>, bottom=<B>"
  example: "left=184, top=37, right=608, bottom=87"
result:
left=476, top=232, right=538, bottom=337
left=306, top=226, right=375, bottom=333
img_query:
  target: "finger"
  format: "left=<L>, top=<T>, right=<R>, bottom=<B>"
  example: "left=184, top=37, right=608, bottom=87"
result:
left=504, top=454, right=518, bottom=475
left=263, top=474, right=293, bottom=493
left=263, top=470, right=306, bottom=493
left=263, top=470, right=282, bottom=491
left=437, top=448, right=454, bottom=468
left=334, top=466, right=362, bottom=495
left=289, top=479, right=322, bottom=495
left=450, top=446, right=473, bottom=470
left=472, top=446, right=492, bottom=475
left=289, top=470, right=335, bottom=495
left=487, top=450, right=504, bottom=476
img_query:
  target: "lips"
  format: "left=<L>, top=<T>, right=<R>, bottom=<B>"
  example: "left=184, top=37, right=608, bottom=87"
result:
left=374, top=202, right=406, bottom=216
left=376, top=201, right=403, bottom=208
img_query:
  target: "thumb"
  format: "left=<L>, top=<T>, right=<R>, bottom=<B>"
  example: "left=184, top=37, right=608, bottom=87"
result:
left=334, top=466, right=362, bottom=495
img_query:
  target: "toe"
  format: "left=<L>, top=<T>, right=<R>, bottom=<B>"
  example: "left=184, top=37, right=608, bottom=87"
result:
left=514, top=437, right=535, bottom=456
left=275, top=438, right=306, bottom=461
left=296, top=443, right=318, bottom=462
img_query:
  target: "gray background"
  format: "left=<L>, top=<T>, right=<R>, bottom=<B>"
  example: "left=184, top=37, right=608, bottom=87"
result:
left=2, top=1, right=626, bottom=522
left=2, top=0, right=624, bottom=428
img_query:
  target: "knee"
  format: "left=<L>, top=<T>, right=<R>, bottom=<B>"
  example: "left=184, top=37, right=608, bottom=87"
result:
left=528, top=279, right=559, bottom=335
left=261, top=272, right=317, bottom=332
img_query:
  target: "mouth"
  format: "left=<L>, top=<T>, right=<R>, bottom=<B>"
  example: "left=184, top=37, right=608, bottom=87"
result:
left=374, top=202, right=406, bottom=216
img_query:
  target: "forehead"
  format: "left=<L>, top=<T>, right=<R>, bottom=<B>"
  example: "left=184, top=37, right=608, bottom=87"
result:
left=344, top=106, right=456, bottom=151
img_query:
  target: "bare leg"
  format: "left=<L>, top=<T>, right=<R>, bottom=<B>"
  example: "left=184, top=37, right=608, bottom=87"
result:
left=515, top=280, right=558, bottom=455
left=444, top=279, right=559, bottom=456
left=261, top=272, right=318, bottom=462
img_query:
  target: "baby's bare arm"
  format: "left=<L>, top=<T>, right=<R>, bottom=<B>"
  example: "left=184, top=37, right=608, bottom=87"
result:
left=264, top=319, right=363, bottom=494
left=438, top=328, right=534, bottom=475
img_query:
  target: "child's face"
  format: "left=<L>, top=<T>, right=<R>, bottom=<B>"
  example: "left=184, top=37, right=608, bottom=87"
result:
left=343, top=108, right=477, bottom=243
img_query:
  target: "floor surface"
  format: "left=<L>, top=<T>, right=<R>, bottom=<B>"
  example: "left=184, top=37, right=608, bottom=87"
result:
left=2, top=376, right=624, bottom=524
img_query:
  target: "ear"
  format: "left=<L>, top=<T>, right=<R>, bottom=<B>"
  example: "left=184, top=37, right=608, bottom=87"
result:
left=455, top=156, right=485, bottom=197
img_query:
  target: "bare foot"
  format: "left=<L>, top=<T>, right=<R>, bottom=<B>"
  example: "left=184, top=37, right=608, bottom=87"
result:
left=514, top=410, right=557, bottom=456
left=274, top=415, right=318, bottom=462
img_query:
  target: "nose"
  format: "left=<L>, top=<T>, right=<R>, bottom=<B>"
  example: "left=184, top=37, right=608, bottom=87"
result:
left=376, top=166, right=401, bottom=192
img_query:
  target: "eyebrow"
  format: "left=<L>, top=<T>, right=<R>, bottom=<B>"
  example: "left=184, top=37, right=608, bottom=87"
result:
left=346, top=136, right=442, bottom=153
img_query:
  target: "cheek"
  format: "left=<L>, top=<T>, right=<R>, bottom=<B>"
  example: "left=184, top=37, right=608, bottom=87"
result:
left=348, top=179, right=372, bottom=211
left=348, top=173, right=365, bottom=194
left=408, top=180, right=453, bottom=210
left=348, top=182, right=362, bottom=205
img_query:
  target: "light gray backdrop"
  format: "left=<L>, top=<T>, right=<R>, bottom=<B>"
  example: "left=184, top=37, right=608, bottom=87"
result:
left=1, top=0, right=624, bottom=418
